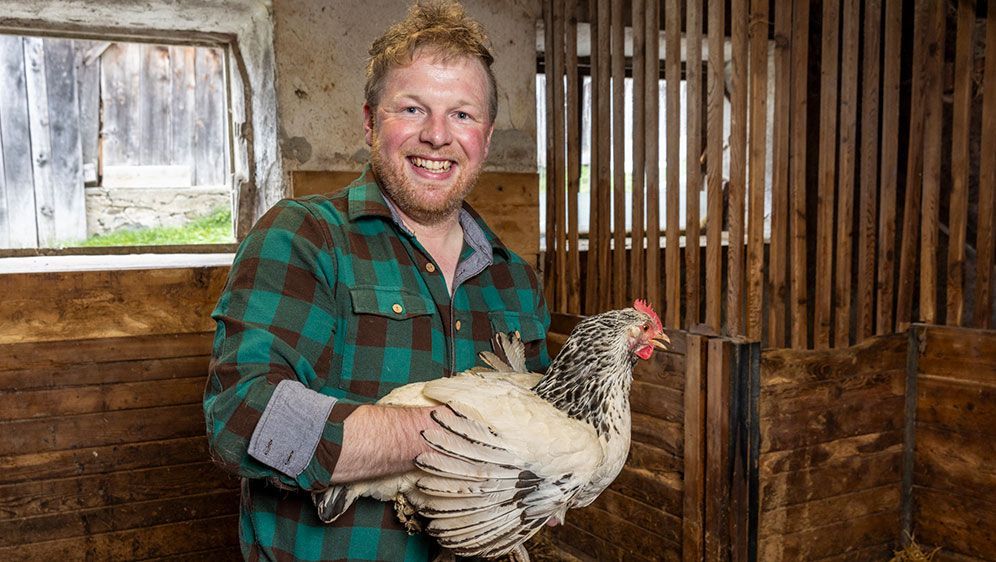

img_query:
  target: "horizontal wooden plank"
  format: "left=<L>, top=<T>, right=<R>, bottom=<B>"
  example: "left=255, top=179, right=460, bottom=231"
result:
left=154, top=547, right=243, bottom=562
left=0, top=354, right=210, bottom=392
left=916, top=326, right=996, bottom=384
left=633, top=351, right=686, bottom=391
left=916, top=375, right=996, bottom=436
left=632, top=412, right=683, bottom=456
left=760, top=368, right=904, bottom=418
left=810, top=542, right=895, bottom=561
left=0, top=332, right=213, bottom=374
left=913, top=426, right=996, bottom=504
left=760, top=333, right=906, bottom=387
left=610, top=466, right=683, bottom=518
left=589, top=488, right=682, bottom=546
left=0, top=403, right=205, bottom=456
left=0, top=513, right=238, bottom=560
left=759, top=484, right=900, bottom=537
left=568, top=505, right=680, bottom=562
left=759, top=431, right=903, bottom=477
left=931, top=550, right=990, bottom=562
left=761, top=394, right=904, bottom=453
left=1, top=490, right=238, bottom=547
left=0, top=376, right=205, bottom=421
left=914, top=486, right=996, bottom=560
left=630, top=380, right=683, bottom=422
left=0, top=268, right=228, bottom=345
left=757, top=509, right=898, bottom=561
left=0, top=436, right=211, bottom=486
left=0, top=461, right=237, bottom=521
left=627, top=440, right=682, bottom=474
left=545, top=522, right=629, bottom=562
left=760, top=450, right=902, bottom=511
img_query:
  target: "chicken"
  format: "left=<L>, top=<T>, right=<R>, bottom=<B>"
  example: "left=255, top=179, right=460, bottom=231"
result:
left=313, top=300, right=670, bottom=559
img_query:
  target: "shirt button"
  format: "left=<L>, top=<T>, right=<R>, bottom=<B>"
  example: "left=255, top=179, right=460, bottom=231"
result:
left=392, top=303, right=403, bottom=314
left=455, top=320, right=462, bottom=331
left=425, top=263, right=436, bottom=273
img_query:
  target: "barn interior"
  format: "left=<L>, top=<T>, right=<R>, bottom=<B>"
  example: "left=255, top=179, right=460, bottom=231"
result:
left=1, top=0, right=994, bottom=560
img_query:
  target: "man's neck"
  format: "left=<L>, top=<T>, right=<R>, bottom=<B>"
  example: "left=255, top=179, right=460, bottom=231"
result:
left=394, top=207, right=464, bottom=294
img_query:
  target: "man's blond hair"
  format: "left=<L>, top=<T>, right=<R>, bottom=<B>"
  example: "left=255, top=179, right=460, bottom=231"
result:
left=365, top=1, right=498, bottom=123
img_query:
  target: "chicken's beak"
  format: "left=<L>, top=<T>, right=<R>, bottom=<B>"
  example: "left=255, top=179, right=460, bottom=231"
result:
left=651, top=332, right=671, bottom=350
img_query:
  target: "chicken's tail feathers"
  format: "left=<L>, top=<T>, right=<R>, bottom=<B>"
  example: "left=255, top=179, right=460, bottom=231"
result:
left=478, top=331, right=527, bottom=373
left=312, top=484, right=356, bottom=523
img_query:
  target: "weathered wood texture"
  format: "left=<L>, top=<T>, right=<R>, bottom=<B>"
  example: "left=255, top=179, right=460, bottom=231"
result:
left=757, top=333, right=907, bottom=560
left=535, top=0, right=996, bottom=347
left=911, top=325, right=996, bottom=560
left=0, top=331, right=240, bottom=558
left=291, top=170, right=541, bottom=268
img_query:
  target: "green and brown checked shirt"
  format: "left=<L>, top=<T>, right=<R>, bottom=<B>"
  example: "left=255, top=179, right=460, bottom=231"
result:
left=204, top=167, right=551, bottom=561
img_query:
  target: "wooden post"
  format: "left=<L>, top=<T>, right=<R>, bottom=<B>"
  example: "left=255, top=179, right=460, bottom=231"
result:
left=0, top=35, right=39, bottom=248
left=728, top=0, right=748, bottom=338
left=611, top=0, right=626, bottom=309
left=552, top=0, right=568, bottom=313
left=834, top=0, right=859, bottom=348
left=768, top=2, right=792, bottom=348
left=685, top=0, right=704, bottom=330
left=645, top=0, right=661, bottom=312
left=789, top=0, right=810, bottom=349
left=565, top=0, right=582, bottom=315
left=684, top=334, right=709, bottom=561
left=706, top=0, right=725, bottom=333
left=919, top=0, right=945, bottom=325
left=665, top=0, right=681, bottom=328
left=857, top=0, right=882, bottom=341
left=595, top=0, right=612, bottom=311
left=814, top=0, right=839, bottom=350
left=543, top=0, right=556, bottom=309
left=746, top=0, right=769, bottom=342
left=631, top=0, right=647, bottom=304
left=705, top=338, right=733, bottom=560
left=976, top=0, right=996, bottom=329
left=877, top=0, right=902, bottom=335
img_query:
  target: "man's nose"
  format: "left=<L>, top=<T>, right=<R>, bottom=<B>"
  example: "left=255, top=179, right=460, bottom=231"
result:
left=419, top=113, right=452, bottom=147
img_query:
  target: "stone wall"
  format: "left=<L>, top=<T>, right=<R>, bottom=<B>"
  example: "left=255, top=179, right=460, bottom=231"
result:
left=85, top=187, right=231, bottom=237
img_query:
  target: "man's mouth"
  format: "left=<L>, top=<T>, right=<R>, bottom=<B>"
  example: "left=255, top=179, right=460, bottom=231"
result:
left=410, top=157, right=452, bottom=172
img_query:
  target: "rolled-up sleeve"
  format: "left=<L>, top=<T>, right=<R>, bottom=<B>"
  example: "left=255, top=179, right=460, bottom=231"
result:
left=203, top=199, right=360, bottom=491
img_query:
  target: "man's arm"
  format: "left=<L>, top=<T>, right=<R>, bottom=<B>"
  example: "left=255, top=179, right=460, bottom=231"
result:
left=331, top=404, right=441, bottom=483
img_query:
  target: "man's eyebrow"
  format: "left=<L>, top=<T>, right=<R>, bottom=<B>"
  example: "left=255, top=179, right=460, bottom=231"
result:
left=394, top=92, right=482, bottom=111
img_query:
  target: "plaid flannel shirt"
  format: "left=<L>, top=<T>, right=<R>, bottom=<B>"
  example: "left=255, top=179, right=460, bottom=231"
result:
left=204, top=166, right=551, bottom=561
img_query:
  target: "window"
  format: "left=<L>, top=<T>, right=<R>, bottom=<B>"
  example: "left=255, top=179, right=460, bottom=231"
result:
left=0, top=34, right=235, bottom=250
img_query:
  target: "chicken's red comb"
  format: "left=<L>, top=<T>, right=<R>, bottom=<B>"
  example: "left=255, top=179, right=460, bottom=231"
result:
left=633, top=299, right=663, bottom=332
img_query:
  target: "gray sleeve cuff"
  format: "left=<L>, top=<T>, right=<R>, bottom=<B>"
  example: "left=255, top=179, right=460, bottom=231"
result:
left=248, top=380, right=337, bottom=477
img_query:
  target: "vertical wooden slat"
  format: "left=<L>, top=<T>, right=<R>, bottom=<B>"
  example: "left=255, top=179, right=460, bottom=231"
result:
left=896, top=0, right=931, bottom=330
left=685, top=0, right=704, bottom=330
left=977, top=0, right=996, bottom=329
left=169, top=46, right=195, bottom=174
left=631, top=0, right=647, bottom=303
left=645, top=0, right=661, bottom=311
left=857, top=0, right=882, bottom=341
left=0, top=35, right=39, bottom=249
left=946, top=0, right=974, bottom=327
left=683, top=334, right=708, bottom=561
left=877, top=0, right=902, bottom=335
left=596, top=0, right=612, bottom=311
left=43, top=39, right=86, bottom=245
left=140, top=45, right=171, bottom=166
left=706, top=0, right=725, bottom=332
left=611, top=0, right=626, bottom=309
left=665, top=0, right=681, bottom=328
left=193, top=48, right=226, bottom=187
left=789, top=0, right=810, bottom=349
left=565, top=0, right=582, bottom=315
left=542, top=0, right=556, bottom=310
left=705, top=338, right=733, bottom=560
left=833, top=0, right=859, bottom=348
left=552, top=0, right=569, bottom=312
left=585, top=0, right=600, bottom=315
left=768, top=2, right=792, bottom=348
left=919, top=0, right=945, bottom=325
left=746, top=0, right=769, bottom=342
left=728, top=0, right=748, bottom=338
left=22, top=37, right=56, bottom=247
left=814, top=0, right=839, bottom=350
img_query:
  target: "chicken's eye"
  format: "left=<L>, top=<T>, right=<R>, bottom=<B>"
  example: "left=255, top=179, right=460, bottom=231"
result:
left=642, top=323, right=650, bottom=332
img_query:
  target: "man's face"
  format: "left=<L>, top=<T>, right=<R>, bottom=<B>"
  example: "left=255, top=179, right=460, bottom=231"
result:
left=365, top=53, right=494, bottom=225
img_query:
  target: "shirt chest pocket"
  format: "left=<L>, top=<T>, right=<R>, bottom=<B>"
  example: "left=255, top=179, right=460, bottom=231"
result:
left=339, top=286, right=440, bottom=398
left=487, top=310, right=548, bottom=370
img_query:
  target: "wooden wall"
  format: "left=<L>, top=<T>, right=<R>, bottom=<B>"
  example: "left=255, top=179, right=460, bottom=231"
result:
left=756, top=333, right=907, bottom=561
left=908, top=325, right=996, bottom=561
left=0, top=266, right=240, bottom=558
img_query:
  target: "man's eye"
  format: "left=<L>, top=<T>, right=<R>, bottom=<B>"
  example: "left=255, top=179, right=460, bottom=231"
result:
left=404, top=107, right=419, bottom=114
left=456, top=111, right=470, bottom=120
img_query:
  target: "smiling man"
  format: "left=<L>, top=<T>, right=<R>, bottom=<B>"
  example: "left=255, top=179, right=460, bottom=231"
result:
left=203, top=2, right=550, bottom=560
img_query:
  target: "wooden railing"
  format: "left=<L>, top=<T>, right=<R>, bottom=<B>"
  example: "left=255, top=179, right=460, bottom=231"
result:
left=541, top=0, right=996, bottom=349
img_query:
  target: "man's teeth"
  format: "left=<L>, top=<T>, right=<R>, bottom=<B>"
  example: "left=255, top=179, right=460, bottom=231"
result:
left=412, top=157, right=451, bottom=172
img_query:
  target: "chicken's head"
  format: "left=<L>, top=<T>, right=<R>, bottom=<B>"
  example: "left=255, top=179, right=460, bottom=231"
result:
left=628, top=299, right=670, bottom=360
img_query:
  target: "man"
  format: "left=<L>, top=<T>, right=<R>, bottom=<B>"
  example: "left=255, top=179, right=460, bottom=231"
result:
left=203, top=2, right=550, bottom=560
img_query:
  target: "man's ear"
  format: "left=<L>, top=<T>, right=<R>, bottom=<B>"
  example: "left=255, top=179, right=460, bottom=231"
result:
left=363, top=104, right=375, bottom=146
left=483, top=123, right=494, bottom=160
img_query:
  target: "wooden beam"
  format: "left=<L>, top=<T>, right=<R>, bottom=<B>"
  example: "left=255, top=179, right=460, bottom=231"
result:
left=768, top=2, right=792, bottom=348
left=814, top=0, right=839, bottom=350
left=877, top=0, right=902, bottom=335
left=706, top=0, right=725, bottom=332
left=596, top=0, right=613, bottom=311
left=683, top=334, right=708, bottom=561
left=665, top=0, right=681, bottom=328
left=746, top=0, right=769, bottom=342
left=833, top=0, right=858, bottom=348
left=857, top=0, right=882, bottom=341
left=976, top=0, right=996, bottom=329
left=543, top=0, right=556, bottom=309
left=789, top=0, right=810, bottom=349
left=945, top=0, right=974, bottom=327
left=919, top=0, right=946, bottom=325
left=552, top=0, right=568, bottom=312
left=631, top=0, right=647, bottom=304
left=728, top=0, right=748, bottom=338
left=611, top=0, right=626, bottom=309
left=685, top=0, right=704, bottom=330
left=565, top=0, right=582, bottom=315
left=645, top=0, right=661, bottom=311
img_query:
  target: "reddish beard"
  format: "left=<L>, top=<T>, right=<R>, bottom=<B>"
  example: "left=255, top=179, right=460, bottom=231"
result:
left=369, top=133, right=481, bottom=226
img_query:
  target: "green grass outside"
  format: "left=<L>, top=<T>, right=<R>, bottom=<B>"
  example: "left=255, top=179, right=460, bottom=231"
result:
left=79, top=207, right=235, bottom=247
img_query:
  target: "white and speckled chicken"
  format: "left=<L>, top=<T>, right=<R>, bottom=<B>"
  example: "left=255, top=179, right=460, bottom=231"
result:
left=314, top=300, right=669, bottom=560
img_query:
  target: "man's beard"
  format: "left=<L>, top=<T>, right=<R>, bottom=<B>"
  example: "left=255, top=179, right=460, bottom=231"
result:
left=369, top=134, right=480, bottom=226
